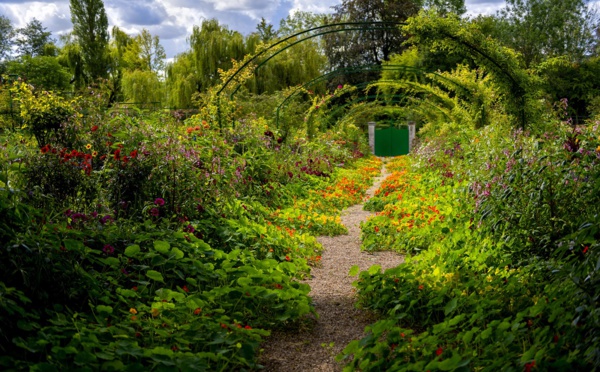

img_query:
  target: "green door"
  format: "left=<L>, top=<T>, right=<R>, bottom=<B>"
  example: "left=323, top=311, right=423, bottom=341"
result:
left=374, top=127, right=409, bottom=156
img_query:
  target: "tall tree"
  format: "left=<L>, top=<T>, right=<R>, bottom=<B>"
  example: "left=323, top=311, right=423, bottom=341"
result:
left=69, top=0, right=110, bottom=82
left=6, top=55, right=71, bottom=91
left=189, top=19, right=247, bottom=92
left=15, top=18, right=54, bottom=57
left=0, top=15, right=14, bottom=62
left=278, top=11, right=327, bottom=37
left=256, top=18, right=278, bottom=43
left=424, top=0, right=466, bottom=16
left=498, top=0, right=598, bottom=67
left=136, top=29, right=166, bottom=73
left=323, top=0, right=422, bottom=86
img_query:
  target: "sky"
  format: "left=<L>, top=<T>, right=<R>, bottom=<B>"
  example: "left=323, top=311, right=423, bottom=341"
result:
left=0, top=0, right=507, bottom=60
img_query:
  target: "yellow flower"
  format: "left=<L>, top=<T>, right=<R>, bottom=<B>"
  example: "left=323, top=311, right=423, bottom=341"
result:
left=151, top=308, right=160, bottom=317
left=92, top=151, right=98, bottom=157
left=129, top=308, right=138, bottom=315
left=85, top=143, right=92, bottom=150
left=596, top=145, right=600, bottom=152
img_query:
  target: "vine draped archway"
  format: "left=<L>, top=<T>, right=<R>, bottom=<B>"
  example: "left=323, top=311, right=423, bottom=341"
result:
left=213, top=16, right=531, bottom=131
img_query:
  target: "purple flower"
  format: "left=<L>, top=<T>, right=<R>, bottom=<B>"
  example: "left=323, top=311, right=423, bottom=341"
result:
left=100, top=215, right=113, bottom=225
left=184, top=224, right=195, bottom=233
left=103, top=244, right=115, bottom=255
left=150, top=208, right=160, bottom=217
left=154, top=198, right=165, bottom=206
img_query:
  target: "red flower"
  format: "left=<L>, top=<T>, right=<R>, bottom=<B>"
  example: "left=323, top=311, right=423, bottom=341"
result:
left=524, top=360, right=535, bottom=372
left=583, top=245, right=589, bottom=254
left=182, top=285, right=189, bottom=293
left=285, top=255, right=291, bottom=261
left=374, top=226, right=380, bottom=233
left=113, top=149, right=121, bottom=160
left=40, top=145, right=50, bottom=154
left=220, top=323, right=228, bottom=329
left=130, top=150, right=138, bottom=158
left=194, top=308, right=201, bottom=315
left=244, top=325, right=252, bottom=330
left=132, top=286, right=138, bottom=291
left=91, top=125, right=98, bottom=132
left=436, top=347, right=443, bottom=356
left=418, top=284, right=424, bottom=290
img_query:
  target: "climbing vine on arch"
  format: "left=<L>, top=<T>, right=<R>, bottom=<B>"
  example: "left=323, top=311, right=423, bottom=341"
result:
left=402, top=10, right=541, bottom=129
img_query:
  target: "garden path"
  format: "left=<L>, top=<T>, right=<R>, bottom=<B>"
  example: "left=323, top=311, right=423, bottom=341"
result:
left=259, top=161, right=404, bottom=371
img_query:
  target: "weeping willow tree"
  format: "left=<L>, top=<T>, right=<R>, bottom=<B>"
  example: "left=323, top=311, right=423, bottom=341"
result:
left=121, top=69, right=163, bottom=105
left=189, top=19, right=248, bottom=93
left=165, top=52, right=196, bottom=109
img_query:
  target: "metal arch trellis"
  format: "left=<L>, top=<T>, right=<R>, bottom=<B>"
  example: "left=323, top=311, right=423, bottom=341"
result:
left=274, top=64, right=476, bottom=128
left=214, top=21, right=407, bottom=128
left=301, top=78, right=410, bottom=126
left=322, top=93, right=409, bottom=125
left=275, top=64, right=420, bottom=128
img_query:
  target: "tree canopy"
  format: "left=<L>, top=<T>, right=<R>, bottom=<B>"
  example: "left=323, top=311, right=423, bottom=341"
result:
left=69, top=0, right=110, bottom=82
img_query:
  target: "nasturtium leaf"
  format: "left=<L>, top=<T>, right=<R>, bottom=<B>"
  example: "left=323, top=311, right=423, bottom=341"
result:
left=124, top=244, right=141, bottom=257
left=96, top=305, right=113, bottom=314
left=146, top=270, right=164, bottom=283
left=438, top=351, right=464, bottom=371
left=349, top=265, right=360, bottom=276
left=444, top=298, right=458, bottom=316
left=102, top=257, right=120, bottom=268
left=74, top=351, right=97, bottom=365
left=367, top=265, right=381, bottom=275
left=153, top=240, right=171, bottom=254
left=171, top=247, right=184, bottom=259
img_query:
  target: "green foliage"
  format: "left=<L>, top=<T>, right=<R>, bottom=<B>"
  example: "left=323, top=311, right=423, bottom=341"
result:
left=323, top=0, right=421, bottom=87
left=498, top=0, right=597, bottom=68
left=11, top=82, right=78, bottom=147
left=341, top=108, right=600, bottom=370
left=69, top=0, right=110, bottom=82
left=6, top=56, right=71, bottom=92
left=14, top=18, right=54, bottom=58
left=403, top=11, right=538, bottom=129
left=121, top=69, right=163, bottom=104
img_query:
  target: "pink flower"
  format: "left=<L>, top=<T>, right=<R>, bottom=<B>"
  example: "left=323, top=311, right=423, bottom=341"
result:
left=150, top=208, right=160, bottom=217
left=154, top=198, right=165, bottom=206
left=103, top=244, right=115, bottom=255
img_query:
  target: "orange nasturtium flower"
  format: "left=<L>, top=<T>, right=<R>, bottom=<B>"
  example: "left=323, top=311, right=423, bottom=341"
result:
left=129, top=308, right=138, bottom=315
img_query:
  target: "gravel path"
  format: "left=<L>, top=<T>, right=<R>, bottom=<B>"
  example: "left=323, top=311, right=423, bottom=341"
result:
left=259, top=162, right=404, bottom=371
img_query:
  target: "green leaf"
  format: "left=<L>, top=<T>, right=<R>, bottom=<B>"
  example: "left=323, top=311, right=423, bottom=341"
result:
left=146, top=270, right=164, bottom=283
left=102, top=257, right=120, bottom=268
left=124, top=244, right=141, bottom=257
left=74, top=351, right=97, bottom=365
left=438, top=351, right=465, bottom=371
left=171, top=248, right=184, bottom=259
left=444, top=298, right=458, bottom=316
left=153, top=240, right=170, bottom=254
left=96, top=305, right=113, bottom=315
left=367, top=265, right=381, bottom=275
left=348, top=265, right=360, bottom=276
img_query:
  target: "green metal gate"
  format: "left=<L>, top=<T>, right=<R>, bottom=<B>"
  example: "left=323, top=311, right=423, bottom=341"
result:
left=374, top=127, right=409, bottom=156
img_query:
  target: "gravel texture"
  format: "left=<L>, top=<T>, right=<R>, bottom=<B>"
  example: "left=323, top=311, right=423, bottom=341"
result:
left=259, top=164, right=404, bottom=371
